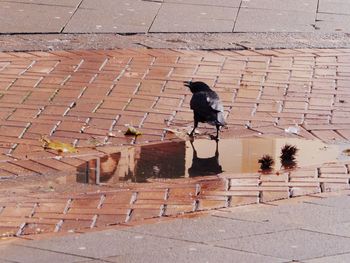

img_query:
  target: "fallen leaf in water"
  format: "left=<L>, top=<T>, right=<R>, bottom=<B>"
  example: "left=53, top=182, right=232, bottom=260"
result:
left=124, top=126, right=142, bottom=136
left=107, top=131, right=118, bottom=137
left=343, top=149, right=350, bottom=155
left=284, top=125, right=300, bottom=135
left=164, top=128, right=188, bottom=140
left=40, top=136, right=78, bottom=153
left=88, top=137, right=105, bottom=147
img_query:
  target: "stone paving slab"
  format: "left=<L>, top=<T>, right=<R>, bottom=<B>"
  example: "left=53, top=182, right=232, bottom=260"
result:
left=214, top=199, right=350, bottom=228
left=150, top=3, right=238, bottom=33
left=163, top=0, right=241, bottom=7
left=304, top=253, right=350, bottom=263
left=1, top=0, right=82, bottom=6
left=0, top=229, right=285, bottom=263
left=0, top=1, right=76, bottom=33
left=241, top=0, right=318, bottom=12
left=64, top=0, right=161, bottom=33
left=316, top=13, right=350, bottom=32
left=234, top=8, right=315, bottom=32
left=212, top=228, right=350, bottom=261
left=125, top=215, right=292, bottom=243
left=0, top=244, right=89, bottom=263
left=109, top=244, right=284, bottom=263
left=20, top=230, right=193, bottom=259
left=318, top=0, right=350, bottom=15
left=1, top=0, right=350, bottom=33
left=1, top=191, right=350, bottom=263
left=302, top=221, right=350, bottom=239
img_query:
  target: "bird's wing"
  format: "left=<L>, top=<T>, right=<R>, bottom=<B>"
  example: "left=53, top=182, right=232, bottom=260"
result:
left=191, top=92, right=224, bottom=112
left=190, top=91, right=226, bottom=125
left=190, top=92, right=213, bottom=113
left=207, top=93, right=224, bottom=113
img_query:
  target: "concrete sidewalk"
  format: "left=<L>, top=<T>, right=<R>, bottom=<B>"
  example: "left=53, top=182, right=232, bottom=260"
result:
left=1, top=0, right=350, bottom=34
left=1, top=191, right=350, bottom=263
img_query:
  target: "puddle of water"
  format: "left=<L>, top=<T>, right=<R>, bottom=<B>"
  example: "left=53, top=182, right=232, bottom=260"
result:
left=76, top=137, right=350, bottom=184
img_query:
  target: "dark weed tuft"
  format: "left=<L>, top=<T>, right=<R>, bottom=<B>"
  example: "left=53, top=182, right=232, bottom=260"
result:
left=258, top=154, right=274, bottom=172
left=280, top=144, right=298, bottom=169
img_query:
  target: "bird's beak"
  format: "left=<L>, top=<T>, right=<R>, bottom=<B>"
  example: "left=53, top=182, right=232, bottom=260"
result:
left=183, top=81, right=191, bottom=87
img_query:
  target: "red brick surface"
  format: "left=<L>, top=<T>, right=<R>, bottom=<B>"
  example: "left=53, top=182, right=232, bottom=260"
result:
left=2, top=48, right=350, bottom=240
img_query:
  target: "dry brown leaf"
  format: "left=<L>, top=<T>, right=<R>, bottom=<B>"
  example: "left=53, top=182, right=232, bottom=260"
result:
left=40, top=136, right=78, bottom=153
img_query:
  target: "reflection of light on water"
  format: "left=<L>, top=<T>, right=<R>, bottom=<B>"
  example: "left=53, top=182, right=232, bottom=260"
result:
left=190, top=138, right=350, bottom=174
left=77, top=138, right=350, bottom=184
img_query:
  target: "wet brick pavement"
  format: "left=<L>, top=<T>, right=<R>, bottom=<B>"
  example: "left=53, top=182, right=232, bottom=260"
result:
left=1, top=163, right=350, bottom=241
left=2, top=48, right=350, bottom=240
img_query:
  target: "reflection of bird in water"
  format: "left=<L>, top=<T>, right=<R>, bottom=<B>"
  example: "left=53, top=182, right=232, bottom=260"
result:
left=188, top=140, right=223, bottom=177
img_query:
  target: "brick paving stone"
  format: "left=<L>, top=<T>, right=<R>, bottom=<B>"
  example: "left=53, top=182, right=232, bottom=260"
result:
left=164, top=204, right=195, bottom=215
left=320, top=165, right=348, bottom=174
left=137, top=190, right=167, bottom=200
left=0, top=207, right=33, bottom=218
left=33, top=213, right=92, bottom=221
left=60, top=219, right=93, bottom=232
left=129, top=208, right=162, bottom=221
left=0, top=226, right=19, bottom=237
left=35, top=203, right=66, bottom=214
left=22, top=223, right=56, bottom=235
left=95, top=214, right=127, bottom=226
left=197, top=199, right=227, bottom=210
left=290, top=187, right=321, bottom=197
left=322, top=182, right=350, bottom=192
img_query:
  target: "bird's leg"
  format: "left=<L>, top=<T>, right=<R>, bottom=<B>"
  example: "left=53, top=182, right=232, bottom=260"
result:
left=215, top=139, right=219, bottom=158
left=190, top=140, right=197, bottom=159
left=189, top=119, right=198, bottom=138
left=210, top=125, right=220, bottom=141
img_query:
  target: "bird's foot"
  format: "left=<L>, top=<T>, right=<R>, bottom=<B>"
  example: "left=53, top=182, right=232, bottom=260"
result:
left=188, top=132, right=195, bottom=142
left=188, top=127, right=196, bottom=138
left=210, top=135, right=219, bottom=141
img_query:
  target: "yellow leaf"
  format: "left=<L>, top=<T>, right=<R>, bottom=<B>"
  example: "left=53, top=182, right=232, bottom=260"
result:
left=40, top=136, right=78, bottom=153
left=124, top=126, right=142, bottom=136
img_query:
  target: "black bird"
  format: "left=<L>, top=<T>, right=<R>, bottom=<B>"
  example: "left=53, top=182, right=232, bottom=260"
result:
left=184, top=81, right=226, bottom=140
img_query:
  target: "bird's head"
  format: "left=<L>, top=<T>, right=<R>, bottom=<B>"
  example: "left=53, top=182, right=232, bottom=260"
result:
left=184, top=81, right=211, bottom=93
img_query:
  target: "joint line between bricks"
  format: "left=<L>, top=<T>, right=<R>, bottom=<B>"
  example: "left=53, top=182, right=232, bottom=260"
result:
left=60, top=0, right=84, bottom=33
left=146, top=2, right=162, bottom=33
left=14, top=244, right=114, bottom=262
left=231, top=0, right=243, bottom=32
